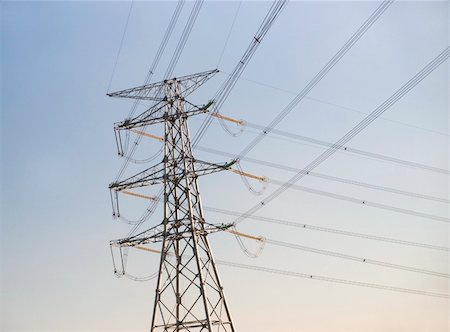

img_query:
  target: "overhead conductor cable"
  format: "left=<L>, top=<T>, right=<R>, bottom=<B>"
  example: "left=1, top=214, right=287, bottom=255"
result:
left=198, top=146, right=449, bottom=204
left=115, top=245, right=450, bottom=298
left=192, top=0, right=288, bottom=148
left=220, top=229, right=449, bottom=278
left=195, top=0, right=394, bottom=152
left=234, top=47, right=450, bottom=226
left=204, top=206, right=449, bottom=252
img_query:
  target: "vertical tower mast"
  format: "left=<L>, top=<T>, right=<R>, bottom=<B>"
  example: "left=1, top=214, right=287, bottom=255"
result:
left=108, top=70, right=236, bottom=331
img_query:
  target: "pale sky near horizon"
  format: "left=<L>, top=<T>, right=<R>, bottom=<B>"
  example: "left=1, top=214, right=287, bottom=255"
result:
left=1, top=1, right=449, bottom=331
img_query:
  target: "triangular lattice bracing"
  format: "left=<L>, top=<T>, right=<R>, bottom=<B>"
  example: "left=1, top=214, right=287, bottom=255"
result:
left=151, top=79, right=234, bottom=331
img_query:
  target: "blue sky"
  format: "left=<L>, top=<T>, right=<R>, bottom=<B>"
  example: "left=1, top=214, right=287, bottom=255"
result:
left=1, top=1, right=449, bottom=331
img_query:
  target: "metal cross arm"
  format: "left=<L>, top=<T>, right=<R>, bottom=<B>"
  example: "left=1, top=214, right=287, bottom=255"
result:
left=107, top=69, right=219, bottom=102
left=115, top=100, right=167, bottom=130
left=111, top=221, right=233, bottom=247
left=193, top=159, right=237, bottom=177
left=115, top=99, right=215, bottom=133
left=109, top=162, right=164, bottom=191
left=109, top=159, right=236, bottom=192
left=111, top=224, right=165, bottom=247
left=107, top=80, right=167, bottom=101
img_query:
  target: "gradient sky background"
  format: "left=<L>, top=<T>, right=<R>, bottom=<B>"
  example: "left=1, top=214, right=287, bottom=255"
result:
left=1, top=1, right=449, bottom=331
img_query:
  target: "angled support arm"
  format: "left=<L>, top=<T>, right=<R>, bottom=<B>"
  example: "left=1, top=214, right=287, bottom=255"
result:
left=111, top=221, right=233, bottom=247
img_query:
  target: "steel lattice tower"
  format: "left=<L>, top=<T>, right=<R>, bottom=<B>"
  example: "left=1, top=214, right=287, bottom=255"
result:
left=109, top=70, right=236, bottom=331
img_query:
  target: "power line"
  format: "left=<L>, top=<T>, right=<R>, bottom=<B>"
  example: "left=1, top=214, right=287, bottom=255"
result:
left=163, top=0, right=203, bottom=78
left=126, top=0, right=186, bottom=120
left=218, top=71, right=450, bottom=138
left=112, top=117, right=449, bottom=199
left=233, top=47, right=450, bottom=226
left=115, top=95, right=443, bottom=170
left=121, top=142, right=450, bottom=236
left=245, top=122, right=450, bottom=175
left=107, top=0, right=134, bottom=93
left=306, top=95, right=450, bottom=138
left=190, top=111, right=449, bottom=175
left=268, top=178, right=450, bottom=223
left=116, top=193, right=450, bottom=252
left=234, top=0, right=394, bottom=159
left=112, top=245, right=449, bottom=298
left=192, top=0, right=288, bottom=148
left=204, top=206, right=449, bottom=252
left=216, top=260, right=450, bottom=299
left=258, top=237, right=449, bottom=278
left=216, top=1, right=243, bottom=68
left=197, top=146, right=449, bottom=203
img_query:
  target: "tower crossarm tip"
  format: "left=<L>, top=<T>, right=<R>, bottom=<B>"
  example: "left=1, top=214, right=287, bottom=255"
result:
left=115, top=100, right=167, bottom=130
left=204, top=222, right=235, bottom=233
left=107, top=80, right=167, bottom=101
left=109, top=162, right=164, bottom=191
left=194, top=159, right=238, bottom=176
left=110, top=221, right=234, bottom=248
left=114, top=97, right=216, bottom=133
left=108, top=69, right=218, bottom=102
left=109, top=158, right=233, bottom=193
left=172, top=69, right=219, bottom=98
left=111, top=224, right=165, bottom=248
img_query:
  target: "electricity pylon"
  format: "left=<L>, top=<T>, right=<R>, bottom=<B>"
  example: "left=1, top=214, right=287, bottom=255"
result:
left=108, top=69, right=236, bottom=331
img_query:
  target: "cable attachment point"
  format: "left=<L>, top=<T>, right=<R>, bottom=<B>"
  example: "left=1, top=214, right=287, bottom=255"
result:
left=232, top=161, right=268, bottom=196
left=229, top=226, right=266, bottom=258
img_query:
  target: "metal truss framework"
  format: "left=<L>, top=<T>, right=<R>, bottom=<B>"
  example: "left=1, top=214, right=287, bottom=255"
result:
left=109, top=69, right=236, bottom=331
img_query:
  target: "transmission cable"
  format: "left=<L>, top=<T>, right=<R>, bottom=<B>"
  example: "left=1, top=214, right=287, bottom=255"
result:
left=204, top=206, right=449, bottom=252
left=198, top=0, right=392, bottom=156
left=126, top=146, right=164, bottom=165
left=113, top=190, right=450, bottom=252
left=233, top=47, right=450, bottom=226
left=218, top=71, right=450, bottom=138
left=110, top=245, right=159, bottom=281
left=191, top=0, right=288, bottom=147
left=125, top=0, right=185, bottom=121
left=191, top=110, right=449, bottom=176
left=234, top=0, right=394, bottom=160
left=216, top=260, right=449, bottom=299
left=197, top=146, right=449, bottom=203
left=267, top=178, right=450, bottom=223
left=115, top=244, right=450, bottom=298
left=250, top=236, right=450, bottom=278
left=107, top=0, right=135, bottom=93
left=216, top=1, right=243, bottom=68
left=244, top=122, right=450, bottom=175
